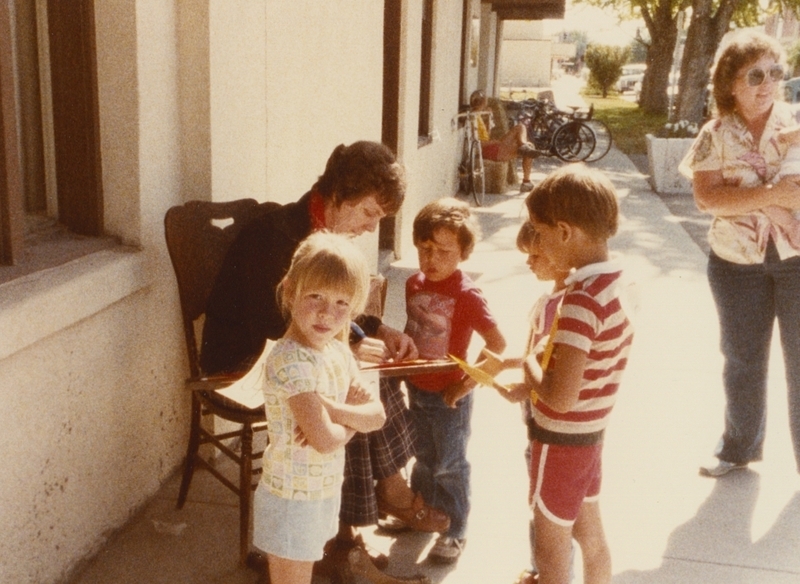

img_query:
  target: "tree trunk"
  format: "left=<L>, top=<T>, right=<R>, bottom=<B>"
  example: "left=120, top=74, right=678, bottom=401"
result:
left=675, top=0, right=737, bottom=123
left=638, top=0, right=680, bottom=114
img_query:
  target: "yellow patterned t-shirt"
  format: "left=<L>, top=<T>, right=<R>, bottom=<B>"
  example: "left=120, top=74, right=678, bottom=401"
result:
left=260, top=337, right=356, bottom=500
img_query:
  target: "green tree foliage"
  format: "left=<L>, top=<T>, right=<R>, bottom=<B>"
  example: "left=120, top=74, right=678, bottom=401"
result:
left=585, top=44, right=631, bottom=97
left=628, top=33, right=648, bottom=63
left=675, top=0, right=800, bottom=123
left=577, top=0, right=800, bottom=118
left=788, top=40, right=800, bottom=77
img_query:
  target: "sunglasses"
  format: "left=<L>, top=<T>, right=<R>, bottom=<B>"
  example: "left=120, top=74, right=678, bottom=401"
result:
left=742, top=64, right=784, bottom=87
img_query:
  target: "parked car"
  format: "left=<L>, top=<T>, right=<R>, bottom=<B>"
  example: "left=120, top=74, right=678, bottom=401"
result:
left=787, top=77, right=800, bottom=122
left=617, top=64, right=646, bottom=93
left=784, top=76, right=800, bottom=103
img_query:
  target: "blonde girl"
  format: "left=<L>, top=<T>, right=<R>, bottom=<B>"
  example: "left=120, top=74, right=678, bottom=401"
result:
left=252, top=232, right=386, bottom=584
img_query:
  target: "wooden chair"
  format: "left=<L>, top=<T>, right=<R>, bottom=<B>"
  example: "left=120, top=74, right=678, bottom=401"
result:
left=164, top=198, right=272, bottom=564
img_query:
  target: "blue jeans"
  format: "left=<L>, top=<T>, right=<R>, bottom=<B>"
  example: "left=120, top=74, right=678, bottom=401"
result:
left=407, top=382, right=473, bottom=539
left=707, top=242, right=800, bottom=471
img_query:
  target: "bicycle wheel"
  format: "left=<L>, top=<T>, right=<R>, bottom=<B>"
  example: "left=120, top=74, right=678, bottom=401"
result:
left=553, top=121, right=595, bottom=162
left=469, top=140, right=485, bottom=206
left=583, top=119, right=612, bottom=162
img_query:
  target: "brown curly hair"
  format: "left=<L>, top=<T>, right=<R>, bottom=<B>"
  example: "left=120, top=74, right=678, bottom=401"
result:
left=712, top=30, right=785, bottom=117
left=313, top=141, right=406, bottom=215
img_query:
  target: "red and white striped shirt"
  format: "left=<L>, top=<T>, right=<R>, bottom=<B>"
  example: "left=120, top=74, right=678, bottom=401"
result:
left=533, top=262, right=634, bottom=435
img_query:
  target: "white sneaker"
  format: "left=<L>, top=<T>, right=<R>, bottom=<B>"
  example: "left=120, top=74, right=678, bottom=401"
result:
left=427, top=535, right=466, bottom=564
left=699, top=460, right=748, bottom=478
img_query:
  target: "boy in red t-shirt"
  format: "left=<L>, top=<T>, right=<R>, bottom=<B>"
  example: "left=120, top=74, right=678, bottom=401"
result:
left=403, top=197, right=506, bottom=563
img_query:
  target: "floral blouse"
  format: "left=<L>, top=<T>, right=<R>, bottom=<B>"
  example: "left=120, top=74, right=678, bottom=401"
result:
left=679, top=101, right=800, bottom=264
left=260, top=337, right=356, bottom=500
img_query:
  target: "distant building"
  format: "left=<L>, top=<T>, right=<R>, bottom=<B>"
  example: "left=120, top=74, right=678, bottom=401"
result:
left=499, top=20, right=552, bottom=88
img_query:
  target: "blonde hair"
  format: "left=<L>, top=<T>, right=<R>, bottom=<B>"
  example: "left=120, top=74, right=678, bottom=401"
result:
left=277, top=232, right=370, bottom=325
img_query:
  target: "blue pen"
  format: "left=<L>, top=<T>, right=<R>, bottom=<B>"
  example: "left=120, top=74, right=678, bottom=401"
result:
left=350, top=321, right=367, bottom=341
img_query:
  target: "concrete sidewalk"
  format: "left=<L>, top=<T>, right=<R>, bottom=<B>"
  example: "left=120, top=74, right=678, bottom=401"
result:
left=68, top=150, right=800, bottom=584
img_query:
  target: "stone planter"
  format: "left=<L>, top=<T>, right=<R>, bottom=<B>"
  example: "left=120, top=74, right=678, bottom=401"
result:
left=646, top=134, right=695, bottom=194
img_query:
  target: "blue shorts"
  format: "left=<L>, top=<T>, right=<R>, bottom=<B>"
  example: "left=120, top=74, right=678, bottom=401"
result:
left=252, top=483, right=341, bottom=561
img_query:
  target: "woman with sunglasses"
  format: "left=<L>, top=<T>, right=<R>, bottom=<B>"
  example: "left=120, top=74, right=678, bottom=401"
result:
left=680, top=30, right=800, bottom=478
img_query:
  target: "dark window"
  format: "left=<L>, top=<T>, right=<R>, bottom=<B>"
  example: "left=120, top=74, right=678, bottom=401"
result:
left=418, top=0, right=434, bottom=145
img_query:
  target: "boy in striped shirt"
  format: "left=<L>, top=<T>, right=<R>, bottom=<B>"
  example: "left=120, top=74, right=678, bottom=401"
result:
left=509, top=164, right=633, bottom=584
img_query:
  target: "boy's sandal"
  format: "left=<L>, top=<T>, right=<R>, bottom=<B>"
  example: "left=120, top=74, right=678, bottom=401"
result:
left=377, top=492, right=451, bottom=533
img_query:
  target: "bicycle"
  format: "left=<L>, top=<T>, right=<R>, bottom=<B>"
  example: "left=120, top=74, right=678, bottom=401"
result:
left=581, top=118, right=612, bottom=163
left=454, top=111, right=487, bottom=206
left=551, top=103, right=612, bottom=163
left=506, top=99, right=597, bottom=162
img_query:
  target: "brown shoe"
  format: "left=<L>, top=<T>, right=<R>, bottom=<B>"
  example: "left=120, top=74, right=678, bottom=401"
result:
left=377, top=492, right=451, bottom=533
left=314, top=534, right=389, bottom=579
left=245, top=551, right=271, bottom=584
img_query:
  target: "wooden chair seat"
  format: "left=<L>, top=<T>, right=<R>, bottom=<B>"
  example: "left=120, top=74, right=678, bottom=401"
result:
left=165, top=198, right=391, bottom=566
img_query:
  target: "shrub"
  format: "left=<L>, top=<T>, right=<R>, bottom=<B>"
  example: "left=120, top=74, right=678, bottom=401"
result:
left=584, top=45, right=630, bottom=98
left=655, top=120, right=699, bottom=138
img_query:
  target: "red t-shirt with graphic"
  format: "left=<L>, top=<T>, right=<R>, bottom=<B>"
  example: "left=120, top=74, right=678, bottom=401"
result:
left=404, top=269, right=497, bottom=391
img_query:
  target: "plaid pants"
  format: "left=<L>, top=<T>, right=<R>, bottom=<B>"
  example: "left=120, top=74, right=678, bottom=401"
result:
left=339, top=377, right=416, bottom=526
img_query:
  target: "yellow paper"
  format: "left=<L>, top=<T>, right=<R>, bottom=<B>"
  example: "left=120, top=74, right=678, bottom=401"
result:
left=448, top=354, right=511, bottom=393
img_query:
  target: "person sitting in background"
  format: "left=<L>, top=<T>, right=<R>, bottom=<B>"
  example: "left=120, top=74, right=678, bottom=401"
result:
left=469, top=90, right=537, bottom=192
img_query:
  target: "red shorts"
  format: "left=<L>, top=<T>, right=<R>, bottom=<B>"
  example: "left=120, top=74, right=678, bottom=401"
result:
left=529, top=440, right=603, bottom=526
left=481, top=141, right=501, bottom=161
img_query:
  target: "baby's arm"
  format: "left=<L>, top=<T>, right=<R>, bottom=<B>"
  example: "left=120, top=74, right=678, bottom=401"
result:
left=289, top=392, right=354, bottom=454
left=778, top=126, right=800, bottom=147
left=318, top=380, right=386, bottom=433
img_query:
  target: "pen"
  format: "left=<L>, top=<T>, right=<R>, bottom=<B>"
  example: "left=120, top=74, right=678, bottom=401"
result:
left=350, top=321, right=367, bottom=342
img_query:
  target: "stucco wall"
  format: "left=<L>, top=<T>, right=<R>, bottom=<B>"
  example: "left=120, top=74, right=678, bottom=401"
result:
left=0, top=1, right=187, bottom=582
left=394, top=0, right=466, bottom=260
left=207, top=0, right=384, bottom=266
left=0, top=1, right=471, bottom=581
left=499, top=19, right=551, bottom=89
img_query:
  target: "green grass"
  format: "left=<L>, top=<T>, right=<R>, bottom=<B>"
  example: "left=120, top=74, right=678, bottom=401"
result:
left=582, top=94, right=667, bottom=156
